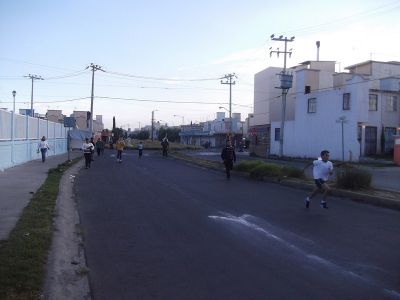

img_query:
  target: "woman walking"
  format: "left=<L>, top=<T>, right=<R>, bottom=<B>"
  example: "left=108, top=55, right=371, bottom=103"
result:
left=37, top=136, right=50, bottom=163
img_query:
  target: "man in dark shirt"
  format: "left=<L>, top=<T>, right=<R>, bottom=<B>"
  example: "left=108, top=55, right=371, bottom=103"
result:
left=221, top=140, right=236, bottom=180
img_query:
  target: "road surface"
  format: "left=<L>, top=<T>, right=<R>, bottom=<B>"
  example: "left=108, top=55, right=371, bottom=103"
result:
left=75, top=149, right=400, bottom=300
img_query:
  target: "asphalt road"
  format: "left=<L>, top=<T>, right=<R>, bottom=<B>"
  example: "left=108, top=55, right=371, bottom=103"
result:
left=76, top=149, right=400, bottom=300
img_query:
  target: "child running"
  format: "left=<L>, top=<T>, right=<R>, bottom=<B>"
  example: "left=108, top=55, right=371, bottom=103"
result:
left=305, top=150, right=333, bottom=209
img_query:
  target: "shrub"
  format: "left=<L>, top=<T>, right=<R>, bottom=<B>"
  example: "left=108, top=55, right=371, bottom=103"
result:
left=336, top=166, right=372, bottom=190
left=250, top=164, right=282, bottom=179
left=280, top=166, right=304, bottom=179
left=235, top=160, right=264, bottom=172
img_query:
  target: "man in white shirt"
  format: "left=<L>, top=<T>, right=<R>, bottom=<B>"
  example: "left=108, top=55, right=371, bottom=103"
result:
left=82, top=138, right=95, bottom=169
left=305, top=150, right=333, bottom=209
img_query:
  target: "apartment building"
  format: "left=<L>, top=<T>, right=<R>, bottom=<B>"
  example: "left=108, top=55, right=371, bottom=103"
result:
left=265, top=60, right=400, bottom=161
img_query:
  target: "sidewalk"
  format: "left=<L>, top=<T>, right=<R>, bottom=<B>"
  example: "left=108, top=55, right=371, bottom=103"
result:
left=0, top=151, right=81, bottom=241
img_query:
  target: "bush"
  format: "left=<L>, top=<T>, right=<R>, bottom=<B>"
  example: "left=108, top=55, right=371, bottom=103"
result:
left=250, top=164, right=282, bottom=179
left=336, top=166, right=372, bottom=190
left=235, top=160, right=264, bottom=172
left=280, top=166, right=304, bottom=179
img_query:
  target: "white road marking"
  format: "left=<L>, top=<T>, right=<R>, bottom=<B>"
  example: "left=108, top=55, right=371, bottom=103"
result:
left=209, top=213, right=400, bottom=299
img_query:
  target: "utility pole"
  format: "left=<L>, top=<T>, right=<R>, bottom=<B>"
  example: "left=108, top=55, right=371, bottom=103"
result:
left=151, top=110, right=158, bottom=141
left=87, top=63, right=104, bottom=136
left=220, top=73, right=236, bottom=137
left=269, top=34, right=295, bottom=157
left=24, top=74, right=43, bottom=117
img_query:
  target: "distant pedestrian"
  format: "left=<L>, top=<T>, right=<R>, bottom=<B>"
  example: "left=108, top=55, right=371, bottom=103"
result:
left=221, top=140, right=236, bottom=180
left=37, top=136, right=50, bottom=163
left=305, top=150, right=334, bottom=209
left=161, top=138, right=169, bottom=157
left=82, top=138, right=94, bottom=169
left=116, top=137, right=125, bottom=163
left=90, top=137, right=95, bottom=161
left=138, top=141, right=143, bottom=158
left=95, top=138, right=104, bottom=156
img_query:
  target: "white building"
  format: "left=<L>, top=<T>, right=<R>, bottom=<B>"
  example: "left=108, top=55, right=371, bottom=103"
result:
left=266, top=60, right=400, bottom=161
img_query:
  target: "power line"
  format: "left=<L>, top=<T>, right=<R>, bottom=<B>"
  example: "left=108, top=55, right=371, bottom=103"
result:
left=103, top=69, right=221, bottom=82
left=95, top=96, right=229, bottom=105
left=44, top=69, right=89, bottom=80
left=281, top=1, right=400, bottom=37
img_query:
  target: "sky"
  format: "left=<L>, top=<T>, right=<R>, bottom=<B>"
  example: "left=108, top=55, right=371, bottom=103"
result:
left=1, top=0, right=400, bottom=129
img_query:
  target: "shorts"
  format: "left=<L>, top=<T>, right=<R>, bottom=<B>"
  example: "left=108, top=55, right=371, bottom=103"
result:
left=314, top=179, right=326, bottom=189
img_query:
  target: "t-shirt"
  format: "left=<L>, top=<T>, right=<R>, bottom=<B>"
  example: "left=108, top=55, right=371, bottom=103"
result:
left=82, top=142, right=94, bottom=154
left=116, top=140, right=125, bottom=151
left=38, top=140, right=49, bottom=150
left=313, top=159, right=333, bottom=181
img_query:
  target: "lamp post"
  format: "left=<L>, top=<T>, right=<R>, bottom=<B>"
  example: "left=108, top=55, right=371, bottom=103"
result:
left=11, top=90, right=16, bottom=163
left=173, top=114, right=184, bottom=126
left=336, top=116, right=348, bottom=161
left=151, top=110, right=158, bottom=141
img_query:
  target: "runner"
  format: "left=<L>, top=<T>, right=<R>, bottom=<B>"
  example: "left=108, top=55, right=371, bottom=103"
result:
left=305, top=150, right=334, bottom=209
left=116, top=137, right=125, bottom=163
left=138, top=141, right=143, bottom=158
left=221, top=140, right=236, bottom=180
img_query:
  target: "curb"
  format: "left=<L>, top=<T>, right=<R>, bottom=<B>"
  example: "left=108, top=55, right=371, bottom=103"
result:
left=170, top=152, right=400, bottom=211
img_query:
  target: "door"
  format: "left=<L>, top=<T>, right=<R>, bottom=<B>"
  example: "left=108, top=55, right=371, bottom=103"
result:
left=365, top=126, right=377, bottom=155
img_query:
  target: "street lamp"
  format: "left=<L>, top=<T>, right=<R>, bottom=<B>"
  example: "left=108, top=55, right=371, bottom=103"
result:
left=11, top=90, right=16, bottom=164
left=336, top=116, right=348, bottom=161
left=151, top=110, right=158, bottom=141
left=173, top=114, right=185, bottom=126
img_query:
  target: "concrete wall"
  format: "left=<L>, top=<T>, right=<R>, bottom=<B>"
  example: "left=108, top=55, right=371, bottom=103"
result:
left=0, top=109, right=68, bottom=171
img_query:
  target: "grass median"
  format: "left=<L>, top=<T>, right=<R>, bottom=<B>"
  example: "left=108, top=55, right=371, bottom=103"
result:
left=0, top=158, right=80, bottom=300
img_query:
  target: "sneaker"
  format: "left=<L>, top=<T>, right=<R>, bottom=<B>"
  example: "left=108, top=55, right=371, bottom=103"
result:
left=305, top=197, right=310, bottom=208
left=320, top=202, right=328, bottom=209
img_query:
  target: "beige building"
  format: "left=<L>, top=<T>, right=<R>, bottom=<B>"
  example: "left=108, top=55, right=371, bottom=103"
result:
left=46, top=110, right=65, bottom=123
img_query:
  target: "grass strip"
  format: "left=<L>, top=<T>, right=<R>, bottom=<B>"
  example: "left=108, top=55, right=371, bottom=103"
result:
left=0, top=158, right=80, bottom=300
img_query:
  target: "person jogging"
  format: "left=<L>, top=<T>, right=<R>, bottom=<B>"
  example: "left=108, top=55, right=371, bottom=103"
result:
left=37, top=136, right=50, bottom=163
left=116, top=137, right=125, bottom=163
left=82, top=138, right=94, bottom=169
left=95, top=138, right=104, bottom=156
left=161, top=138, right=169, bottom=157
left=138, top=141, right=143, bottom=158
left=305, top=150, right=334, bottom=209
left=221, top=140, right=236, bottom=180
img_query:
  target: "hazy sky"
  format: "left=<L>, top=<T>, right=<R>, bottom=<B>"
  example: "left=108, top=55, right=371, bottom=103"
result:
left=1, top=0, right=399, bottom=129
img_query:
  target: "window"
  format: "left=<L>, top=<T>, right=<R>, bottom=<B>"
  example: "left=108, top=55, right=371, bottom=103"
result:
left=274, top=128, right=280, bottom=141
left=343, top=93, right=350, bottom=110
left=369, top=94, right=378, bottom=111
left=305, top=86, right=311, bottom=94
left=386, top=95, right=398, bottom=112
left=307, top=98, right=316, bottom=113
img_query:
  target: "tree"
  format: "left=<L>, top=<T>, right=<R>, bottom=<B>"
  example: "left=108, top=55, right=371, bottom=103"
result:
left=137, top=130, right=150, bottom=140
left=157, top=127, right=181, bottom=142
left=131, top=130, right=150, bottom=140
